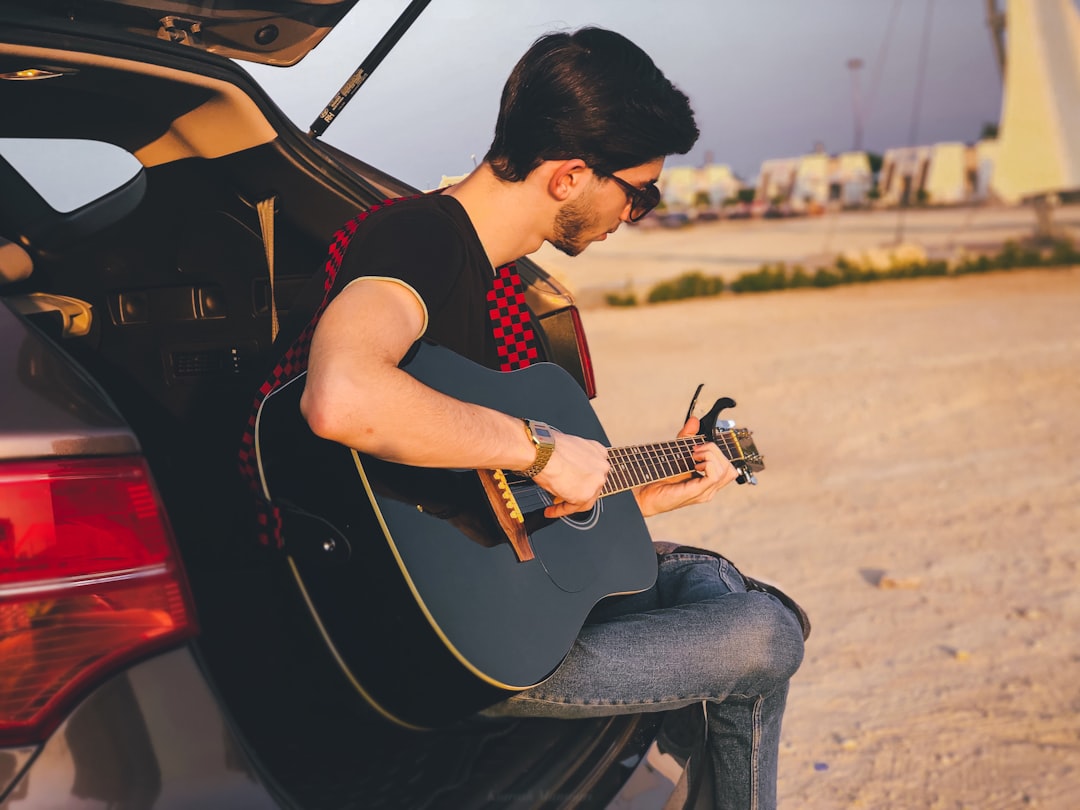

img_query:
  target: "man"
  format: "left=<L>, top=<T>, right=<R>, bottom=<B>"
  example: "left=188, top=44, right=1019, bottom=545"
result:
left=299, top=27, right=805, bottom=809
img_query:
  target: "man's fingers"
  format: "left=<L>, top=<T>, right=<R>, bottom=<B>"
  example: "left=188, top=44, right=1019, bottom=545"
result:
left=544, top=501, right=588, bottom=519
left=677, top=416, right=700, bottom=438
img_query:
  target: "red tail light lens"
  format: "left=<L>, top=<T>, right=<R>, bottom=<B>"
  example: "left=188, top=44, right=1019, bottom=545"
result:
left=568, top=306, right=596, bottom=399
left=0, top=456, right=197, bottom=746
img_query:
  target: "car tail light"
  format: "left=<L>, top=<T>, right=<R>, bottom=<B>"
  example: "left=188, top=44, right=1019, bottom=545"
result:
left=567, top=305, right=597, bottom=399
left=0, top=456, right=197, bottom=746
left=536, top=305, right=598, bottom=399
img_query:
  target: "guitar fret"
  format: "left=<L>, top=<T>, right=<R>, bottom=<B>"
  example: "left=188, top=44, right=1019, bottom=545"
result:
left=717, top=433, right=740, bottom=462
left=597, top=429, right=759, bottom=498
left=628, top=445, right=649, bottom=487
left=637, top=444, right=658, bottom=483
left=604, top=437, right=706, bottom=496
left=604, top=446, right=630, bottom=495
left=627, top=449, right=642, bottom=488
left=649, top=443, right=669, bottom=481
left=604, top=446, right=634, bottom=495
left=642, top=443, right=673, bottom=482
left=622, top=446, right=641, bottom=489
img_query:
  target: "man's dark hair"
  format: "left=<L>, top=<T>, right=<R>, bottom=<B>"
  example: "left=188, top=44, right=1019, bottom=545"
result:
left=484, top=27, right=699, bottom=181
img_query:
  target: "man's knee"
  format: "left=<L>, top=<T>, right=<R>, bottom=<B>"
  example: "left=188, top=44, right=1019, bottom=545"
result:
left=739, top=593, right=805, bottom=686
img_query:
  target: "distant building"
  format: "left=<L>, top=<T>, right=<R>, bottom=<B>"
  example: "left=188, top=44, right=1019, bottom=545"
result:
left=877, top=145, right=931, bottom=207
left=972, top=139, right=999, bottom=201
left=832, top=152, right=874, bottom=206
left=878, top=142, right=997, bottom=206
left=792, top=153, right=830, bottom=208
left=699, top=164, right=742, bottom=206
left=755, top=152, right=872, bottom=209
left=437, top=173, right=466, bottom=189
left=658, top=165, right=698, bottom=210
left=657, top=163, right=742, bottom=210
left=755, top=157, right=800, bottom=204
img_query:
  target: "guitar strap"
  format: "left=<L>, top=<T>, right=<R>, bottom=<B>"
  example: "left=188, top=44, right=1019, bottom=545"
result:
left=238, top=196, right=540, bottom=548
left=487, top=262, right=539, bottom=371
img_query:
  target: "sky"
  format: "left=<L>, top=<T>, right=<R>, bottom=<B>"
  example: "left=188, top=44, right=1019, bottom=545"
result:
left=243, top=0, right=1016, bottom=190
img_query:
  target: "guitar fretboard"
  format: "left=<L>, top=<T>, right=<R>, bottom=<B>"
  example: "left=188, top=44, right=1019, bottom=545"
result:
left=601, top=433, right=743, bottom=496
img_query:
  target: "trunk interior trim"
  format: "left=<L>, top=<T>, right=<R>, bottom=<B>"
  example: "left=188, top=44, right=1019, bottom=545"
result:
left=0, top=43, right=278, bottom=165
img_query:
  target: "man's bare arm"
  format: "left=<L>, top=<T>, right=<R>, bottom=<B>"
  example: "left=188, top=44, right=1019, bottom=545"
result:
left=300, top=278, right=609, bottom=513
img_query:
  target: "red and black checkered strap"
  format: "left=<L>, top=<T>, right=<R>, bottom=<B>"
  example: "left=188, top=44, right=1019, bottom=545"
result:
left=238, top=195, right=417, bottom=547
left=487, top=262, right=539, bottom=371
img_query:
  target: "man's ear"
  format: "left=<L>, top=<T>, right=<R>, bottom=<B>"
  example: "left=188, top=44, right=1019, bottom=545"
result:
left=547, top=159, right=590, bottom=203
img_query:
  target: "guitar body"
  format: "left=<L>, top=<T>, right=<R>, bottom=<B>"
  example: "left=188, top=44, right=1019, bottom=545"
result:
left=254, top=343, right=658, bottom=729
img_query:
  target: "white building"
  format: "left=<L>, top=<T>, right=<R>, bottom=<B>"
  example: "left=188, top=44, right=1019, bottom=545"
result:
left=756, top=152, right=872, bottom=208
left=991, top=0, right=1080, bottom=203
left=755, top=157, right=800, bottom=204
left=878, top=142, right=985, bottom=206
left=658, top=163, right=742, bottom=209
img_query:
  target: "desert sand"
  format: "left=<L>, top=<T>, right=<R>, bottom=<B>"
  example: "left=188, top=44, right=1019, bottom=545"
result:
left=549, top=207, right=1080, bottom=808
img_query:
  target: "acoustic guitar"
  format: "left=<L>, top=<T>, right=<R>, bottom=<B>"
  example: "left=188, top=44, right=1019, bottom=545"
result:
left=254, top=342, right=763, bottom=729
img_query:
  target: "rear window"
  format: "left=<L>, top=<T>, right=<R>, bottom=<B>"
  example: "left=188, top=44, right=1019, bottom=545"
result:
left=0, top=138, right=142, bottom=213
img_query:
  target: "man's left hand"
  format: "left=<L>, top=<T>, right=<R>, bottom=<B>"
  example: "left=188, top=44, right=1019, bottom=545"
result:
left=632, top=416, right=739, bottom=517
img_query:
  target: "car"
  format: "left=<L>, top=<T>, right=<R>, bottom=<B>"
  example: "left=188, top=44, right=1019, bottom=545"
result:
left=0, top=2, right=692, bottom=807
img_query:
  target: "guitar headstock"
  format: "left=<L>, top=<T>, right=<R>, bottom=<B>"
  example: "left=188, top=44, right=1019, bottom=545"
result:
left=698, top=396, right=765, bottom=485
left=717, top=425, right=765, bottom=482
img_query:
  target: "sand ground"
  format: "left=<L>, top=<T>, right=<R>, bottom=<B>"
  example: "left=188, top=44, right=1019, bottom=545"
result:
left=558, top=207, right=1080, bottom=808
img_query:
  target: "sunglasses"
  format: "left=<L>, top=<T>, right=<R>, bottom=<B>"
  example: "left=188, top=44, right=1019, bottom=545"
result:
left=593, top=169, right=662, bottom=222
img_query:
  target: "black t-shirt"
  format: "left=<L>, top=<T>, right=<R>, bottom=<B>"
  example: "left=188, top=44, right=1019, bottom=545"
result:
left=324, top=193, right=503, bottom=369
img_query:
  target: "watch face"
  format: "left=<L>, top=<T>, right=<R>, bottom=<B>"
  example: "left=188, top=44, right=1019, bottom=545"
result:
left=531, top=422, right=555, bottom=443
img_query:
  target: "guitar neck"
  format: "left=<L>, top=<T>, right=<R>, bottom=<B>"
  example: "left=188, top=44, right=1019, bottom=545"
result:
left=602, top=433, right=741, bottom=496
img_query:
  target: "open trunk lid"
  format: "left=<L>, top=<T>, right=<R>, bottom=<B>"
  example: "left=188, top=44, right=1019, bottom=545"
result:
left=6, top=0, right=363, bottom=66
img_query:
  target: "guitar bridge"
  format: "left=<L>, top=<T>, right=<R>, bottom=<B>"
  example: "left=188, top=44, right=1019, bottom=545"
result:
left=477, top=469, right=534, bottom=562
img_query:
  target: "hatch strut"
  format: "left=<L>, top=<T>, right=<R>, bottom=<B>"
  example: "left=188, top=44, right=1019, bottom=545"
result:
left=309, top=0, right=433, bottom=138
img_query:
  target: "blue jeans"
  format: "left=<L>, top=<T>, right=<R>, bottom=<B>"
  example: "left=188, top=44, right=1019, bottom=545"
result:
left=481, top=550, right=805, bottom=810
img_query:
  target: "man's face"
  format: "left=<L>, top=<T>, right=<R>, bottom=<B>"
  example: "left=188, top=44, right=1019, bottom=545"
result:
left=550, top=158, right=665, bottom=257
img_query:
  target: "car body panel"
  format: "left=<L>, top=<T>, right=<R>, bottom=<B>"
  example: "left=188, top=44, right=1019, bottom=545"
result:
left=0, top=647, right=280, bottom=809
left=0, top=301, right=138, bottom=459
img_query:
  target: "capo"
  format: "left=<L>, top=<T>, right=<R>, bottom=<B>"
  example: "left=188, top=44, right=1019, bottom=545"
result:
left=684, top=383, right=705, bottom=424
left=686, top=392, right=756, bottom=485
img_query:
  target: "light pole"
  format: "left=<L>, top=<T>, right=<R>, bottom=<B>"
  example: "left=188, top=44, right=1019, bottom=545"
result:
left=847, top=57, right=865, bottom=152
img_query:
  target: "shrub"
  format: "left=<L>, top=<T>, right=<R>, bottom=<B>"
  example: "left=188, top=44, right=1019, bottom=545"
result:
left=642, top=232, right=1078, bottom=307
left=812, top=267, right=844, bottom=287
left=953, top=253, right=994, bottom=275
left=604, top=292, right=638, bottom=307
left=789, top=265, right=813, bottom=288
left=730, top=263, right=789, bottom=293
left=996, top=240, right=1042, bottom=269
left=647, top=271, right=724, bottom=303
left=1048, top=237, right=1080, bottom=266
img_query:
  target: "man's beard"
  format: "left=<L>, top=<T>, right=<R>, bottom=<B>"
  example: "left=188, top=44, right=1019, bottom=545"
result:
left=551, top=196, right=600, bottom=257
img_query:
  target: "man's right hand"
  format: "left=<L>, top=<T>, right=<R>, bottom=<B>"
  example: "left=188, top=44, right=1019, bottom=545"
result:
left=532, top=433, right=610, bottom=518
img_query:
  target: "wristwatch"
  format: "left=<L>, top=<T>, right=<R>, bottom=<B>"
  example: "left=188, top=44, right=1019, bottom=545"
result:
left=518, top=419, right=556, bottom=478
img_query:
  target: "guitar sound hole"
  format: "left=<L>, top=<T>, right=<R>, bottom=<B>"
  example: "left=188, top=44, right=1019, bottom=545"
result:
left=514, top=484, right=601, bottom=531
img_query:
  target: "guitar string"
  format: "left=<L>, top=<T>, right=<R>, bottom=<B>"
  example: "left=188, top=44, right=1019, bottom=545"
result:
left=605, top=434, right=753, bottom=494
left=506, top=432, right=758, bottom=510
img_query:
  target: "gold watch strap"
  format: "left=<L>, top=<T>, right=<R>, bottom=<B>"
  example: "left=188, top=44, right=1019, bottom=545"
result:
left=518, top=419, right=555, bottom=478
